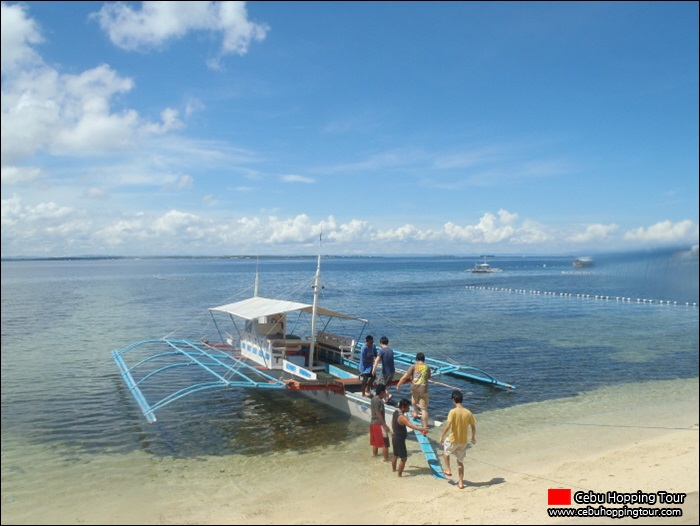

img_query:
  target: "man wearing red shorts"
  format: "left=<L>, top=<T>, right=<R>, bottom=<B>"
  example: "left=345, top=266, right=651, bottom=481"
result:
left=369, top=383, right=391, bottom=461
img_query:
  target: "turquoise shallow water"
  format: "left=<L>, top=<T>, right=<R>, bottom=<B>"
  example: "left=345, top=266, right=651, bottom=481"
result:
left=1, top=251, right=698, bottom=460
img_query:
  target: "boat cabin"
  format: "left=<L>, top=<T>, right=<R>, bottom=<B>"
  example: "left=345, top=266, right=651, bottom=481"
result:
left=210, top=296, right=366, bottom=374
left=241, top=312, right=309, bottom=369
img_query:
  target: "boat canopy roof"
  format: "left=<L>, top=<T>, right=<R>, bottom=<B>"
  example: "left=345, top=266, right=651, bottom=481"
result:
left=209, top=296, right=368, bottom=323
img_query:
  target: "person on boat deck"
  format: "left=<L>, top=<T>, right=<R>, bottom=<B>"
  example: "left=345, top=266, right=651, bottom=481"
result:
left=369, top=383, right=391, bottom=461
left=438, top=390, right=476, bottom=490
left=391, top=398, right=428, bottom=477
left=358, top=335, right=377, bottom=397
left=371, top=336, right=396, bottom=388
left=396, top=352, right=432, bottom=429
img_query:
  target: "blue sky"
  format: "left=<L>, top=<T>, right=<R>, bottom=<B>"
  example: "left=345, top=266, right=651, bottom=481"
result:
left=1, top=1, right=698, bottom=257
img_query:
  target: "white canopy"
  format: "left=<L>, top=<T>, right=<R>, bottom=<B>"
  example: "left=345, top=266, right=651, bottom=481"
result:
left=209, top=296, right=368, bottom=323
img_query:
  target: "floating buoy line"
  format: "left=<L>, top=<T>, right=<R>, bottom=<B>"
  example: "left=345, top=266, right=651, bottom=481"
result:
left=465, top=285, right=698, bottom=308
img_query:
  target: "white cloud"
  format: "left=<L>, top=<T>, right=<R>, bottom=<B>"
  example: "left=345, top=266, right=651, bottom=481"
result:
left=325, top=219, right=374, bottom=243
left=218, top=1, right=269, bottom=54
left=281, top=174, right=315, bottom=184
left=376, top=224, right=431, bottom=242
left=510, top=219, right=552, bottom=245
left=443, top=210, right=522, bottom=243
left=95, top=218, right=151, bottom=248
left=267, top=214, right=317, bottom=244
left=84, top=188, right=108, bottom=200
left=1, top=166, right=45, bottom=184
left=433, top=147, right=499, bottom=170
left=2, top=59, right=184, bottom=167
left=91, top=1, right=268, bottom=69
left=570, top=223, right=620, bottom=243
left=624, top=220, right=698, bottom=244
left=2, top=197, right=698, bottom=257
left=0, top=193, right=22, bottom=227
left=142, top=108, right=184, bottom=135
left=185, top=98, right=205, bottom=117
left=31, top=201, right=76, bottom=220
left=162, top=174, right=194, bottom=191
left=1, top=194, right=87, bottom=254
left=1, top=5, right=194, bottom=202
left=153, top=210, right=205, bottom=237
left=319, top=148, right=420, bottom=174
left=0, top=2, right=43, bottom=74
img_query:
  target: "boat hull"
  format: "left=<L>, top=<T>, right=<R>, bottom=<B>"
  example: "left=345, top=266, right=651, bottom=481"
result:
left=295, top=389, right=377, bottom=423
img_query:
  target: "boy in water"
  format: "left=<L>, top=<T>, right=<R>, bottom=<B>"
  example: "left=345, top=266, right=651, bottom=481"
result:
left=391, top=398, right=428, bottom=477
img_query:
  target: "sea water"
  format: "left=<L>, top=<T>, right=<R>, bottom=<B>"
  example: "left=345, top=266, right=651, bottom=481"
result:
left=1, top=250, right=698, bottom=520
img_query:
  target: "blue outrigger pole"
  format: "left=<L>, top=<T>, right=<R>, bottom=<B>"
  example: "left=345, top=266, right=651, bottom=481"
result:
left=342, top=346, right=515, bottom=390
left=392, top=349, right=515, bottom=389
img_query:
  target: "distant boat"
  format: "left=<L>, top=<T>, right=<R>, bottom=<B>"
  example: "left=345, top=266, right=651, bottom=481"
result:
left=467, top=258, right=502, bottom=273
left=573, top=257, right=594, bottom=268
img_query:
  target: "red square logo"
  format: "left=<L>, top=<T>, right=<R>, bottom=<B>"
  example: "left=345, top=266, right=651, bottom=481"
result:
left=548, top=488, right=571, bottom=505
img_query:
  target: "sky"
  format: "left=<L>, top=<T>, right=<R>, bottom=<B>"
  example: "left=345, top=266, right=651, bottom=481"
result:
left=1, top=1, right=698, bottom=257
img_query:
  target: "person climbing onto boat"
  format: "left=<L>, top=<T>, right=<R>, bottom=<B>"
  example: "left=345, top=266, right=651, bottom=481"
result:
left=372, top=336, right=396, bottom=389
left=396, top=352, right=431, bottom=429
left=439, top=390, right=476, bottom=489
left=358, top=335, right=377, bottom=397
left=391, top=398, right=428, bottom=477
left=369, top=383, right=391, bottom=461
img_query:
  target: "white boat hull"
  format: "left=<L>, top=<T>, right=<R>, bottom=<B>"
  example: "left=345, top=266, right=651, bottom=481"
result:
left=297, top=389, right=377, bottom=423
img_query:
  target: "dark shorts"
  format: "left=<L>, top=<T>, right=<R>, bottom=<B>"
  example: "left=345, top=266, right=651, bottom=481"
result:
left=392, top=435, right=408, bottom=460
left=359, top=372, right=375, bottom=386
left=378, top=373, right=394, bottom=386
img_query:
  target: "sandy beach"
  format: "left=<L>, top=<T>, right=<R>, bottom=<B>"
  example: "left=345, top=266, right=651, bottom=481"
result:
left=2, top=377, right=698, bottom=525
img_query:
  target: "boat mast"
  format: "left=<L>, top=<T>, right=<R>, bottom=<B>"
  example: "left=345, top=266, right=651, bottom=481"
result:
left=307, top=234, right=322, bottom=368
left=254, top=255, right=260, bottom=297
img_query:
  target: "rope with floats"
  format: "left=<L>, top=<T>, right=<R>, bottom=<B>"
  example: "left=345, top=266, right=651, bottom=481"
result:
left=466, top=284, right=698, bottom=308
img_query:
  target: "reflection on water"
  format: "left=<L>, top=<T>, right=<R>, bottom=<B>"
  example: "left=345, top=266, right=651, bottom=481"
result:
left=136, top=390, right=365, bottom=458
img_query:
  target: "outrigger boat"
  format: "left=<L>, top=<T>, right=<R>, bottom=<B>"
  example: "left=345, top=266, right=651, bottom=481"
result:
left=467, top=257, right=502, bottom=273
left=112, top=250, right=514, bottom=443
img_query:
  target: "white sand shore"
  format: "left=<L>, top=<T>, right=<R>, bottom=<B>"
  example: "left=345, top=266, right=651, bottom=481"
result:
left=2, top=378, right=698, bottom=525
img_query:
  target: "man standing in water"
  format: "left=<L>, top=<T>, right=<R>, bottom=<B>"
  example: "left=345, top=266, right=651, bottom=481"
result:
left=439, top=390, right=476, bottom=489
left=396, top=352, right=431, bottom=429
left=372, top=336, right=396, bottom=388
left=391, top=398, right=428, bottom=477
left=369, top=383, right=391, bottom=461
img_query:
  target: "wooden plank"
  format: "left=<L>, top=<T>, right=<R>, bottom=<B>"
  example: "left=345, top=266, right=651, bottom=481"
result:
left=409, top=415, right=446, bottom=479
left=334, top=377, right=362, bottom=385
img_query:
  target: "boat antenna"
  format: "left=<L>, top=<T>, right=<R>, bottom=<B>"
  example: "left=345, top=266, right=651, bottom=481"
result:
left=253, top=255, right=260, bottom=297
left=308, top=232, right=322, bottom=368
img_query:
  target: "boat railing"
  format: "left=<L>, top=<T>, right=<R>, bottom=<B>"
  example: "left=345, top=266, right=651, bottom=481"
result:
left=316, top=331, right=356, bottom=361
